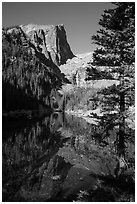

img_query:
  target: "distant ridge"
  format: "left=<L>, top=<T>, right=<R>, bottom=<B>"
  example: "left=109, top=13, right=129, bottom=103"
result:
left=76, top=52, right=93, bottom=58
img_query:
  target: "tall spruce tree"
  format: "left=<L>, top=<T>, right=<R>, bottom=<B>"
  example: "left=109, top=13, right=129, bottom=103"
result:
left=90, top=3, right=135, bottom=159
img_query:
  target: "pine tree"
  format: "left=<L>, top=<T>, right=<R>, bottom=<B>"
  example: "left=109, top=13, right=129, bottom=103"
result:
left=90, top=3, right=135, bottom=159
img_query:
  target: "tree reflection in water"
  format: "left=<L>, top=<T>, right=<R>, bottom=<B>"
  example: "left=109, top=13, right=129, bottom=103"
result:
left=2, top=113, right=135, bottom=202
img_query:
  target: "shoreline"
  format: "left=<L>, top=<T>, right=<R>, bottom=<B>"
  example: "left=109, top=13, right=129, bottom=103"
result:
left=65, top=106, right=134, bottom=129
left=65, top=109, right=101, bottom=125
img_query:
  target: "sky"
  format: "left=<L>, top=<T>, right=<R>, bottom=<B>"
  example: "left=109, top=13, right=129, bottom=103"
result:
left=2, top=2, right=114, bottom=55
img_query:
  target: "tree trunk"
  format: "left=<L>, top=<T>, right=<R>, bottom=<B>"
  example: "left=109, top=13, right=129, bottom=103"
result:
left=117, top=71, right=125, bottom=157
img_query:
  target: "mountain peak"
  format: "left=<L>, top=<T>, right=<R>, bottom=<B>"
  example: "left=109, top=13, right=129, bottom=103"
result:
left=19, top=23, right=75, bottom=65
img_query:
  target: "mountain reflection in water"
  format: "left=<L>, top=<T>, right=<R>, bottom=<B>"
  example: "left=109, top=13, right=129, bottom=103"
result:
left=2, top=113, right=135, bottom=202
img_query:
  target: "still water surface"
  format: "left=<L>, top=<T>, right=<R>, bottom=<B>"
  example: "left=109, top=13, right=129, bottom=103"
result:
left=2, top=113, right=135, bottom=201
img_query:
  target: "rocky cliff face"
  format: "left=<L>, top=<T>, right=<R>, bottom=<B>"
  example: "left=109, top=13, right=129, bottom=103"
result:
left=3, top=23, right=74, bottom=112
left=20, top=24, right=75, bottom=66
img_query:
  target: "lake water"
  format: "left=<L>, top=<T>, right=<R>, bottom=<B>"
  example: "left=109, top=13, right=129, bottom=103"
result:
left=2, top=113, right=135, bottom=202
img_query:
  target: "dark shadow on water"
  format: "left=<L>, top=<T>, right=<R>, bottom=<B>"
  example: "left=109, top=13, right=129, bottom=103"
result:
left=2, top=113, right=135, bottom=202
